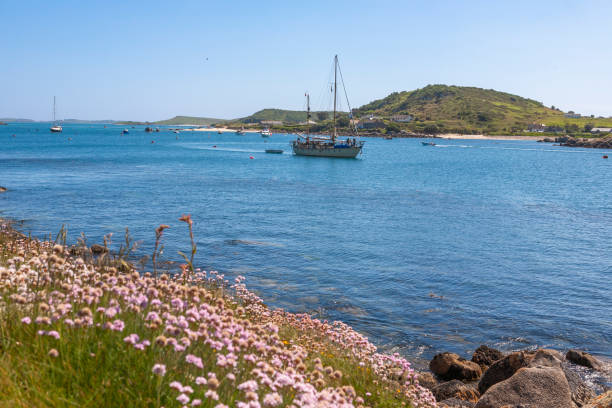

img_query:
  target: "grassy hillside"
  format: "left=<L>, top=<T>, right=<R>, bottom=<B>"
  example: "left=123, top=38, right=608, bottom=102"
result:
left=237, top=109, right=335, bottom=124
left=353, top=85, right=612, bottom=135
left=154, top=116, right=226, bottom=126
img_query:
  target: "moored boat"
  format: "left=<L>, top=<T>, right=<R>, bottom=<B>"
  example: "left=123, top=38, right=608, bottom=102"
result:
left=122, top=129, right=129, bottom=134
left=265, top=149, right=283, bottom=154
left=291, top=55, right=364, bottom=159
left=421, top=141, right=436, bottom=146
left=49, top=96, right=63, bottom=133
left=261, top=128, right=272, bottom=137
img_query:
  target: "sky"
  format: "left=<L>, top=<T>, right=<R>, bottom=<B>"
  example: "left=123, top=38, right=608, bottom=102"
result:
left=2, top=0, right=612, bottom=121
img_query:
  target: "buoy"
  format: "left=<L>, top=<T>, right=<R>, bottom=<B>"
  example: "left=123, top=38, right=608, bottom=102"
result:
left=249, top=156, right=254, bottom=159
left=151, top=140, right=155, bottom=144
left=213, top=145, right=216, bottom=148
left=604, top=155, right=609, bottom=159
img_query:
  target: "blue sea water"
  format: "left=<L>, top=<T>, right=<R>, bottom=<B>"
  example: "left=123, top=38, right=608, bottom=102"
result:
left=1, top=123, right=611, bottom=367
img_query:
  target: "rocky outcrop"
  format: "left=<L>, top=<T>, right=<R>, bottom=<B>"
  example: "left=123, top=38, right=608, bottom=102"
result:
left=471, top=345, right=504, bottom=369
left=566, top=350, right=603, bottom=371
left=430, top=352, right=482, bottom=381
left=433, top=380, right=480, bottom=403
left=478, top=351, right=533, bottom=394
left=561, top=136, right=612, bottom=149
left=438, top=398, right=475, bottom=408
left=562, top=365, right=596, bottom=407
left=475, top=366, right=574, bottom=408
left=416, top=372, right=438, bottom=392
left=583, top=390, right=612, bottom=408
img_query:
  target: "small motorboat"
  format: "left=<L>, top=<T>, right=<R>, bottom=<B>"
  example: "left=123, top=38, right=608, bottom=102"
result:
left=236, top=128, right=245, bottom=135
left=265, top=149, right=283, bottom=154
left=122, top=129, right=129, bottom=134
left=421, top=141, right=436, bottom=146
left=261, top=128, right=272, bottom=137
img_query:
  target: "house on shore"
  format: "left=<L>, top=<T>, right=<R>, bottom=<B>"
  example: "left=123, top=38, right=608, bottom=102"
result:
left=358, top=116, right=385, bottom=129
left=564, top=112, right=581, bottom=118
left=527, top=123, right=547, bottom=132
left=390, top=114, right=413, bottom=123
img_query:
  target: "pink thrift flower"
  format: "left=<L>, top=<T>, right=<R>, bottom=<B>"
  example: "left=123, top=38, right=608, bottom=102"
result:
left=182, top=385, right=194, bottom=394
left=169, top=381, right=183, bottom=391
left=195, top=376, right=207, bottom=385
left=263, top=393, right=282, bottom=407
left=176, top=393, right=190, bottom=404
left=48, top=348, right=59, bottom=358
left=47, top=330, right=60, bottom=339
left=238, top=380, right=258, bottom=392
left=191, top=400, right=202, bottom=406
left=185, top=354, right=203, bottom=369
left=124, top=334, right=139, bottom=345
left=152, top=364, right=166, bottom=376
left=205, top=390, right=219, bottom=400
left=111, top=319, right=125, bottom=332
left=21, top=316, right=31, bottom=324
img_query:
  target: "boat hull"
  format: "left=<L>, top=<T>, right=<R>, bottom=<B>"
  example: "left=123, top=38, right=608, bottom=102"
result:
left=292, top=144, right=363, bottom=158
left=50, top=126, right=62, bottom=133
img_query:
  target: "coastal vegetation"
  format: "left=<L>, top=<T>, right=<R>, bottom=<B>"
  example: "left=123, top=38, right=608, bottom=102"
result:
left=0, top=219, right=435, bottom=408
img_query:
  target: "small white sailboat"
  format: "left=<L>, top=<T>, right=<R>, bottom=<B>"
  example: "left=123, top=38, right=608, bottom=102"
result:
left=260, top=128, right=272, bottom=137
left=50, top=96, right=62, bottom=133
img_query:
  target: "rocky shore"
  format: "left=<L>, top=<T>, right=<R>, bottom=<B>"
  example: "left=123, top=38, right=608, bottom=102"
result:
left=419, top=345, right=610, bottom=407
left=539, top=136, right=612, bottom=149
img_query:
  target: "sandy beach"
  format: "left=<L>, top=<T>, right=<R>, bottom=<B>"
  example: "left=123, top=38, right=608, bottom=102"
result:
left=181, top=127, right=261, bottom=133
left=439, top=134, right=542, bottom=141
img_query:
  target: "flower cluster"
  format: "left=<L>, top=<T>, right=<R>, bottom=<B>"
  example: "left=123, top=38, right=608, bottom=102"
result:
left=0, top=231, right=436, bottom=407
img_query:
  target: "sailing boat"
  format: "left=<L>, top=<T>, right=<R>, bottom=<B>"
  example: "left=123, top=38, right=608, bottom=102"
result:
left=292, top=55, right=364, bottom=158
left=50, top=96, right=62, bottom=133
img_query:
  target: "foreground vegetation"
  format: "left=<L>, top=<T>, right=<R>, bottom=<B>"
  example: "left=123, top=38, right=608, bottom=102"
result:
left=0, top=219, right=435, bottom=407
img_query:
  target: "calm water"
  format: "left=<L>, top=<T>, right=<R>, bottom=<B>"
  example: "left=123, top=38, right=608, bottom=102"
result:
left=1, top=123, right=611, bottom=365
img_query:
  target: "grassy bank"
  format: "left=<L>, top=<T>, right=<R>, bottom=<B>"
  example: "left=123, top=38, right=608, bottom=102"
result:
left=0, top=218, right=435, bottom=407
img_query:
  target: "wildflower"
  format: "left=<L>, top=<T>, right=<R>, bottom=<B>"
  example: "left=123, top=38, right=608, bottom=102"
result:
left=152, top=364, right=166, bottom=376
left=124, top=334, right=139, bottom=345
left=111, top=319, right=125, bottom=332
left=205, top=390, right=219, bottom=401
left=48, top=348, right=59, bottom=358
left=195, top=376, right=207, bottom=385
left=155, top=224, right=170, bottom=238
left=191, top=400, right=202, bottom=406
left=238, top=380, right=258, bottom=393
left=263, top=393, right=282, bottom=407
left=207, top=377, right=220, bottom=389
left=214, top=405, right=229, bottom=408
left=182, top=385, right=194, bottom=394
left=226, top=373, right=236, bottom=382
left=21, top=316, right=31, bottom=324
left=176, top=394, right=190, bottom=405
left=47, top=330, right=60, bottom=339
left=170, top=381, right=183, bottom=391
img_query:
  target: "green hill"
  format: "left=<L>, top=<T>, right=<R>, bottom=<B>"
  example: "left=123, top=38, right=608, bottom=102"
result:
left=154, top=116, right=225, bottom=126
left=353, top=84, right=612, bottom=134
left=237, top=108, right=333, bottom=124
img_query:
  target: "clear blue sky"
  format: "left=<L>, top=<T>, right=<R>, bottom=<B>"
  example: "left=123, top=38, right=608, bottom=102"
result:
left=2, top=0, right=612, bottom=121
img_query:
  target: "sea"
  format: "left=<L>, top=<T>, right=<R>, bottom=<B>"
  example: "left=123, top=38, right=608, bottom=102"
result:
left=1, top=123, right=610, bottom=379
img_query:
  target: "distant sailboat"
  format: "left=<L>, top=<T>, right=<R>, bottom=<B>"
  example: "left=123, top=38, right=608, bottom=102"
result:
left=50, top=96, right=62, bottom=133
left=292, top=55, right=363, bottom=158
left=260, top=128, right=272, bottom=137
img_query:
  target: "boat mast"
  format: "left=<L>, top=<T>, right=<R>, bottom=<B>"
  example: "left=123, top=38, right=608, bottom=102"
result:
left=53, top=96, right=56, bottom=123
left=332, top=55, right=338, bottom=143
left=306, top=93, right=311, bottom=136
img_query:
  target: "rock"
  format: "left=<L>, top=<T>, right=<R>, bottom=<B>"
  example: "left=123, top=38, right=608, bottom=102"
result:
left=583, top=390, right=612, bottom=408
left=566, top=350, right=603, bottom=371
left=478, top=351, right=533, bottom=394
left=430, top=352, right=482, bottom=381
left=416, top=372, right=438, bottom=391
left=439, top=397, right=475, bottom=407
left=562, top=364, right=596, bottom=407
left=529, top=348, right=564, bottom=368
left=472, top=345, right=504, bottom=368
left=90, top=244, right=108, bottom=254
left=433, top=380, right=480, bottom=403
left=475, top=366, right=573, bottom=408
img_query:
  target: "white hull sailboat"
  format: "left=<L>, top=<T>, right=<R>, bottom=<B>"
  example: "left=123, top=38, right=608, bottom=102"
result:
left=261, top=128, right=272, bottom=137
left=50, top=96, right=62, bottom=133
left=292, top=55, right=363, bottom=158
